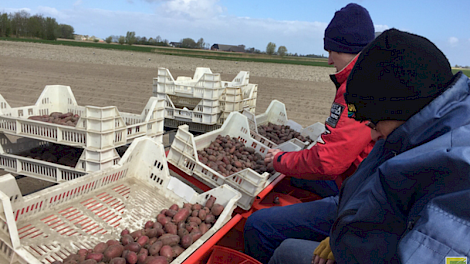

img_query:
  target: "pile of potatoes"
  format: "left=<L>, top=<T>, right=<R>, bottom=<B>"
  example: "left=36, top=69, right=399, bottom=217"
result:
left=28, top=112, right=80, bottom=127
left=19, top=143, right=82, bottom=167
left=197, top=135, right=275, bottom=177
left=54, top=197, right=225, bottom=264
left=257, top=122, right=313, bottom=145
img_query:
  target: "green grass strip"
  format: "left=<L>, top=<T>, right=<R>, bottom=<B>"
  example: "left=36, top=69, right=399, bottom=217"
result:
left=1, top=37, right=468, bottom=77
left=0, top=37, right=331, bottom=67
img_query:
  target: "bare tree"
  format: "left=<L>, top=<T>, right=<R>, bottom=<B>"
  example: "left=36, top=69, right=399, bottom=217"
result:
left=181, top=38, right=197, bottom=48
left=266, top=42, right=276, bottom=55
left=118, top=36, right=125, bottom=45
left=196, top=37, right=205, bottom=49
left=59, top=24, right=74, bottom=39
left=125, top=31, right=136, bottom=45
left=0, top=12, right=11, bottom=37
left=11, top=10, right=30, bottom=37
left=277, top=46, right=287, bottom=57
left=44, top=17, right=59, bottom=40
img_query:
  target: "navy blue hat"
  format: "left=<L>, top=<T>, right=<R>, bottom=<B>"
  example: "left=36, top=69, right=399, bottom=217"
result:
left=324, top=3, right=375, bottom=54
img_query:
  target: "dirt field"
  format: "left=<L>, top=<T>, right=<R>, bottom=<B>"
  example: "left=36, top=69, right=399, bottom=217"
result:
left=0, top=40, right=336, bottom=194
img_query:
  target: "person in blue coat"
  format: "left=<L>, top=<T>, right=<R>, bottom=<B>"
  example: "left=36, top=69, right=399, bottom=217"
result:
left=327, top=28, right=470, bottom=263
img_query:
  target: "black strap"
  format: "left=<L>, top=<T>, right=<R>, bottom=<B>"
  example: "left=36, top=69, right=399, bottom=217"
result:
left=277, top=152, right=287, bottom=163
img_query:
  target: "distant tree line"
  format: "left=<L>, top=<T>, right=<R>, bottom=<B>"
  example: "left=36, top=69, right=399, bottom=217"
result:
left=264, top=41, right=326, bottom=58
left=0, top=10, right=74, bottom=40
left=180, top=37, right=206, bottom=49
left=266, top=42, right=288, bottom=57
left=0, top=11, right=329, bottom=58
left=106, top=31, right=171, bottom=47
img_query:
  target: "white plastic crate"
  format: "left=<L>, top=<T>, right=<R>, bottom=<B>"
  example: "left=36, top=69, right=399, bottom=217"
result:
left=219, top=71, right=257, bottom=113
left=245, top=100, right=326, bottom=150
left=167, top=111, right=279, bottom=210
left=0, top=133, right=134, bottom=182
left=154, top=67, right=225, bottom=100
left=0, top=85, right=165, bottom=150
left=0, top=133, right=89, bottom=182
left=153, top=67, right=257, bottom=127
left=0, top=137, right=241, bottom=264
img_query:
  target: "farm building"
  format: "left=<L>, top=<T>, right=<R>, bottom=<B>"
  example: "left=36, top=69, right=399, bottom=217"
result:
left=211, top=44, right=245, bottom=52
left=73, top=34, right=87, bottom=41
left=169, top=42, right=182, bottom=47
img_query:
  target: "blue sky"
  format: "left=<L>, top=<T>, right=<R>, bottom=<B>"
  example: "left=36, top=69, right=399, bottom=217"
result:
left=1, top=0, right=470, bottom=67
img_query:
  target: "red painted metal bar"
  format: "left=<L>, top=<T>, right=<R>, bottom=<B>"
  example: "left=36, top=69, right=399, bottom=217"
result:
left=256, top=174, right=286, bottom=201
left=182, top=214, right=243, bottom=264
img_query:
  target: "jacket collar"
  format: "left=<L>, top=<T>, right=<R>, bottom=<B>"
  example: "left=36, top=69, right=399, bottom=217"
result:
left=329, top=54, right=360, bottom=89
left=385, top=72, right=468, bottom=154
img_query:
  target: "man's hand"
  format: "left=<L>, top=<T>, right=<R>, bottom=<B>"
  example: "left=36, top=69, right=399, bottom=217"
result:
left=264, top=148, right=282, bottom=168
left=312, top=237, right=335, bottom=264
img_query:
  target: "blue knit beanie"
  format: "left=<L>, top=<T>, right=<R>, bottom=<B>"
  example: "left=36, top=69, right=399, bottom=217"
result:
left=324, top=3, right=375, bottom=54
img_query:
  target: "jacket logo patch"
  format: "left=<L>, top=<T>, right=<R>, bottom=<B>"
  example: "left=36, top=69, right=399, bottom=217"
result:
left=347, top=103, right=356, bottom=118
left=326, top=103, right=344, bottom=128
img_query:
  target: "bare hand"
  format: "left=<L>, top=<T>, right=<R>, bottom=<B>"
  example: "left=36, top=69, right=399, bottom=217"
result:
left=264, top=148, right=282, bottom=168
left=312, top=255, right=335, bottom=264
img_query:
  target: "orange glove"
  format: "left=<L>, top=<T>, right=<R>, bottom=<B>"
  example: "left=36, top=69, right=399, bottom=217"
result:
left=312, top=237, right=335, bottom=264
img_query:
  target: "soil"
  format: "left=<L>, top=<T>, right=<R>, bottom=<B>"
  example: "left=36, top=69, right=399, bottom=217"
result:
left=0, top=40, right=337, bottom=194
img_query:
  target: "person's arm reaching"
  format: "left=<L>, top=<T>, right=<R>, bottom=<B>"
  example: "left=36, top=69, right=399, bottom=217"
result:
left=269, top=101, right=373, bottom=181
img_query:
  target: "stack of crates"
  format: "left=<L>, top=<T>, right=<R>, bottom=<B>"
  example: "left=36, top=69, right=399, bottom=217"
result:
left=0, top=85, right=165, bottom=183
left=153, top=67, right=257, bottom=133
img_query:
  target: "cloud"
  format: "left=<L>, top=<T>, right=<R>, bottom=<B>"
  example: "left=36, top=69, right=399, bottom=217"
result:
left=158, top=0, right=225, bottom=19
left=374, top=24, right=389, bottom=33
left=37, top=6, right=64, bottom=19
left=8, top=3, right=336, bottom=56
left=73, top=0, right=82, bottom=7
left=448, top=37, right=459, bottom=47
left=0, top=7, right=32, bottom=13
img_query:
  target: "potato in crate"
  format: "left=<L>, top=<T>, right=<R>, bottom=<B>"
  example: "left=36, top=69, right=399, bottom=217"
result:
left=167, top=111, right=284, bottom=210
left=244, top=99, right=326, bottom=150
left=0, top=137, right=241, bottom=264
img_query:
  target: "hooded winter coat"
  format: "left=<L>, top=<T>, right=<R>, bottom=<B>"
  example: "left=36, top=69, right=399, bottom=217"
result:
left=331, top=72, right=470, bottom=263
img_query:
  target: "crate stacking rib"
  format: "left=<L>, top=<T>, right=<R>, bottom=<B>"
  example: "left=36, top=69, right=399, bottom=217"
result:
left=0, top=85, right=165, bottom=182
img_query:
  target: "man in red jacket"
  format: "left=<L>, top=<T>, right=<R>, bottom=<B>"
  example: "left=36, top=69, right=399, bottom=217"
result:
left=244, top=3, right=376, bottom=264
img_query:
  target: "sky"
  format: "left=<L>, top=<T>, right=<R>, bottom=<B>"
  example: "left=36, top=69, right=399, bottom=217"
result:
left=1, top=0, right=470, bottom=67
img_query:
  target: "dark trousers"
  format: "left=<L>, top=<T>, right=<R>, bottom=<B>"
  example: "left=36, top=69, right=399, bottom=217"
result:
left=244, top=195, right=339, bottom=264
left=290, top=177, right=339, bottom=197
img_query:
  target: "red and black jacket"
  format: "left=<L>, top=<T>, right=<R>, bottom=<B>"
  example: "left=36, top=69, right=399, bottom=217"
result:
left=273, top=55, right=375, bottom=188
